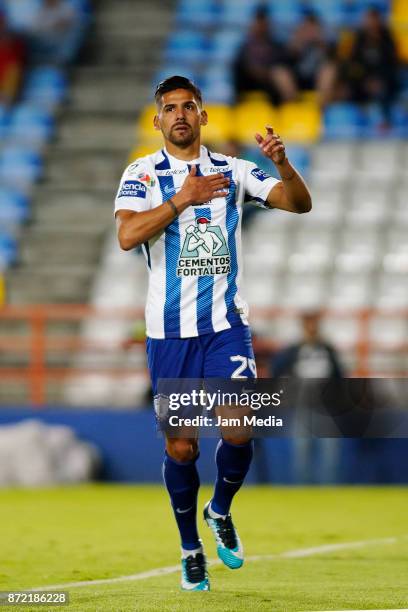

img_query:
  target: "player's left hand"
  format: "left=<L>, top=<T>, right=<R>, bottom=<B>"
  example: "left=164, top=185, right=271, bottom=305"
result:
left=255, top=126, right=286, bottom=165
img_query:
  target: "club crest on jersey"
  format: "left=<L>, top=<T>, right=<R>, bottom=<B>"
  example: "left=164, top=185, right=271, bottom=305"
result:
left=137, top=172, right=155, bottom=187
left=118, top=180, right=147, bottom=198
left=177, top=218, right=231, bottom=277
left=251, top=167, right=272, bottom=182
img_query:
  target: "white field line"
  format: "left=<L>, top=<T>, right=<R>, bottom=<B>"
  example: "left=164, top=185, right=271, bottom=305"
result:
left=31, top=535, right=405, bottom=591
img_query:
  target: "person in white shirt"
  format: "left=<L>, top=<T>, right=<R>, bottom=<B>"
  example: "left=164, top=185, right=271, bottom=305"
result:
left=115, top=75, right=312, bottom=591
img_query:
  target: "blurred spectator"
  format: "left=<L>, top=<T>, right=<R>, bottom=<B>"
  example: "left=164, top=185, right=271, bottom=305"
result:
left=288, top=11, right=337, bottom=106
left=343, top=7, right=400, bottom=124
left=233, top=6, right=297, bottom=104
left=270, top=311, right=345, bottom=484
left=0, top=12, right=25, bottom=103
left=29, top=0, right=82, bottom=64
left=271, top=311, right=344, bottom=379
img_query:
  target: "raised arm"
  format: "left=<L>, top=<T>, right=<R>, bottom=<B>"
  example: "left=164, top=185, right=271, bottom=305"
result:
left=115, top=165, right=230, bottom=250
left=254, top=126, right=312, bottom=214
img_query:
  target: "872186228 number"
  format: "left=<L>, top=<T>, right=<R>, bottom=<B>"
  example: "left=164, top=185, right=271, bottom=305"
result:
left=0, top=592, right=69, bottom=606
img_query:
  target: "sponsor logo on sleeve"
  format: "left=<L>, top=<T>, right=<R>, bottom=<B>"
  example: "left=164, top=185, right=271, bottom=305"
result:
left=118, top=180, right=147, bottom=198
left=127, top=162, right=140, bottom=175
left=251, top=167, right=272, bottom=182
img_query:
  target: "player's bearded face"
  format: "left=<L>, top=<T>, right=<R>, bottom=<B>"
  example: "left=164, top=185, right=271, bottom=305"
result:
left=156, top=90, right=203, bottom=148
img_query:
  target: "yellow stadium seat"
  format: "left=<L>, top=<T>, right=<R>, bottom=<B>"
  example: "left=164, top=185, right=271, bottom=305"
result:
left=137, top=104, right=157, bottom=136
left=201, top=104, right=234, bottom=145
left=240, top=91, right=270, bottom=103
left=0, top=275, right=5, bottom=306
left=277, top=101, right=321, bottom=144
left=300, top=90, right=318, bottom=104
left=391, top=1, right=408, bottom=60
left=391, top=23, right=408, bottom=61
left=137, top=104, right=162, bottom=149
left=234, top=99, right=277, bottom=145
left=392, top=0, right=408, bottom=20
left=128, top=142, right=160, bottom=163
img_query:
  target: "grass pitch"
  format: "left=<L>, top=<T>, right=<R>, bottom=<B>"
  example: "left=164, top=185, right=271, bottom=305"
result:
left=0, top=485, right=407, bottom=611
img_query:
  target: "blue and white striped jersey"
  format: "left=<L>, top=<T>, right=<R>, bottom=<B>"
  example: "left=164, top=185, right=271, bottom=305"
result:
left=114, top=146, right=279, bottom=339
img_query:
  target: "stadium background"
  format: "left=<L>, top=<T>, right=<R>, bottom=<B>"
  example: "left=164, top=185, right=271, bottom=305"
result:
left=0, top=0, right=407, bottom=483
left=0, top=1, right=407, bottom=609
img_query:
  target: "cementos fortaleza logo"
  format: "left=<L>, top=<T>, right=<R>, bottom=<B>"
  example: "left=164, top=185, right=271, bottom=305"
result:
left=118, top=180, right=147, bottom=198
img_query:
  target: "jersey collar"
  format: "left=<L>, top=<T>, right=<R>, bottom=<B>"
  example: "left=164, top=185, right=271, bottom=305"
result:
left=162, top=145, right=209, bottom=166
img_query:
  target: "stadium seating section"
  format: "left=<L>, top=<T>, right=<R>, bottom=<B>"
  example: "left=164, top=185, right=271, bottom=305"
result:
left=114, top=0, right=408, bottom=381
left=0, top=0, right=89, bottom=297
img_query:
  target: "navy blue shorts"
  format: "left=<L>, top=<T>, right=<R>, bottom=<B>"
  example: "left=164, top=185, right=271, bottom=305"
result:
left=146, top=324, right=256, bottom=395
left=146, top=325, right=256, bottom=431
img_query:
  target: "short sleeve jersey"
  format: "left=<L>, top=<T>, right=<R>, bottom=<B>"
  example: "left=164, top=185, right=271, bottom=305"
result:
left=114, top=146, right=279, bottom=339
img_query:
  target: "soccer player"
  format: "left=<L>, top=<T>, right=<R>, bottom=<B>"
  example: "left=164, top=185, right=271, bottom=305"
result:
left=115, top=76, right=311, bottom=591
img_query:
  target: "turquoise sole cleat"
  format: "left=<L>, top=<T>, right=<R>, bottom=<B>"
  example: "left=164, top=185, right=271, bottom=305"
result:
left=203, top=501, right=244, bottom=569
left=181, top=551, right=210, bottom=590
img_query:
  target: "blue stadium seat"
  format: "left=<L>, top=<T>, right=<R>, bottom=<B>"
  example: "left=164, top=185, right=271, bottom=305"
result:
left=3, top=0, right=41, bottom=31
left=0, top=103, right=9, bottom=141
left=154, top=66, right=199, bottom=89
left=0, top=232, right=18, bottom=269
left=285, top=145, right=311, bottom=176
left=303, top=0, right=345, bottom=28
left=341, top=0, right=390, bottom=27
left=221, top=0, right=258, bottom=28
left=0, top=145, right=42, bottom=187
left=390, top=104, right=408, bottom=138
left=358, top=103, right=397, bottom=137
left=24, top=66, right=67, bottom=90
left=6, top=103, right=54, bottom=147
left=22, top=67, right=67, bottom=109
left=165, top=31, right=210, bottom=65
left=176, top=0, right=219, bottom=28
left=323, top=103, right=366, bottom=138
left=0, top=188, right=30, bottom=225
left=208, top=30, right=244, bottom=64
left=269, top=0, right=303, bottom=32
left=201, top=67, right=234, bottom=104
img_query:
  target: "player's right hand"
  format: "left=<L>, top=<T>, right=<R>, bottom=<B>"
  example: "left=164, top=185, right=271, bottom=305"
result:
left=180, top=165, right=230, bottom=206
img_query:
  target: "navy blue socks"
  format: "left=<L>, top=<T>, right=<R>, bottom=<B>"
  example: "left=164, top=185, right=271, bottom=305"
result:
left=163, top=439, right=253, bottom=548
left=211, top=439, right=253, bottom=516
left=162, top=451, right=200, bottom=550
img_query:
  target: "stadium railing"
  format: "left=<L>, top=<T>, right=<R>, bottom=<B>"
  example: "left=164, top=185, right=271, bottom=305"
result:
left=0, top=304, right=406, bottom=407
